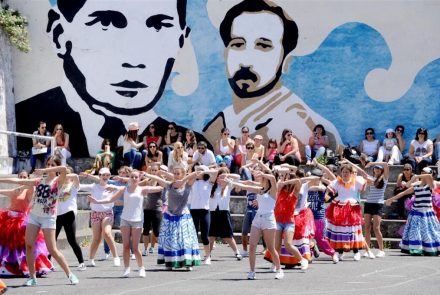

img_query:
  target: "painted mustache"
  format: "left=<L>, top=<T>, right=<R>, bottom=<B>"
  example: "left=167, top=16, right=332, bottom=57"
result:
left=231, top=67, right=258, bottom=84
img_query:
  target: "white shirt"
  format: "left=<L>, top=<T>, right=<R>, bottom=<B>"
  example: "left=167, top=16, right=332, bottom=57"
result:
left=209, top=184, right=233, bottom=211
left=329, top=176, right=366, bottom=203
left=189, top=180, right=212, bottom=210
left=57, top=181, right=78, bottom=216
left=80, top=183, right=114, bottom=212
left=121, top=187, right=144, bottom=222
left=256, top=192, right=276, bottom=214
left=192, top=149, right=216, bottom=166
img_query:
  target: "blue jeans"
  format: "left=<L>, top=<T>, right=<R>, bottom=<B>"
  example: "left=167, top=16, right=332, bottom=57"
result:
left=240, top=167, right=252, bottom=180
left=103, top=206, right=123, bottom=254
left=124, top=148, right=142, bottom=169
left=434, top=142, right=440, bottom=163
left=30, top=148, right=50, bottom=170
left=305, top=145, right=326, bottom=161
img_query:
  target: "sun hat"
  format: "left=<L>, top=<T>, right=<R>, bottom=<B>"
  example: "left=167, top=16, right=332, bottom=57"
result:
left=128, top=122, right=140, bottom=131
left=385, top=128, right=394, bottom=134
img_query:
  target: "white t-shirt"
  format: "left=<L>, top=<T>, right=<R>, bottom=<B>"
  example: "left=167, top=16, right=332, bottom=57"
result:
left=192, top=149, right=216, bottom=166
left=121, top=187, right=144, bottom=222
left=80, top=183, right=114, bottom=212
left=411, top=139, right=433, bottom=158
left=329, top=176, right=366, bottom=203
left=362, top=139, right=379, bottom=156
left=209, top=184, right=233, bottom=211
left=57, top=181, right=78, bottom=216
left=256, top=192, right=276, bottom=214
left=189, top=180, right=212, bottom=210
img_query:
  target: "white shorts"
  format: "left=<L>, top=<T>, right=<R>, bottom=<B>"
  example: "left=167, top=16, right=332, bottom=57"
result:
left=120, top=219, right=143, bottom=228
left=27, top=213, right=57, bottom=229
left=251, top=212, right=276, bottom=230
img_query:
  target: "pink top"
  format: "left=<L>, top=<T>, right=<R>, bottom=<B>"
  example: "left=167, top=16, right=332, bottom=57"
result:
left=267, top=148, right=277, bottom=161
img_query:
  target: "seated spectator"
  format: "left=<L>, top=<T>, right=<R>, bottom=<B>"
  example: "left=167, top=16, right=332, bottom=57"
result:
left=265, top=138, right=278, bottom=168
left=274, top=129, right=301, bottom=166
left=393, top=163, right=414, bottom=219
left=87, top=138, right=115, bottom=174
left=233, top=126, right=253, bottom=169
left=192, top=141, right=216, bottom=168
left=239, top=142, right=260, bottom=180
left=162, top=122, right=182, bottom=164
left=377, top=128, right=401, bottom=165
left=434, top=133, right=440, bottom=166
left=407, top=127, right=433, bottom=174
left=305, top=124, right=329, bottom=165
left=167, top=141, right=188, bottom=171
left=183, top=129, right=197, bottom=159
left=215, top=128, right=235, bottom=168
left=143, top=123, right=162, bottom=148
left=53, top=123, right=71, bottom=166
left=143, top=141, right=163, bottom=171
left=123, top=122, right=143, bottom=169
left=359, top=127, right=380, bottom=165
left=253, top=135, right=265, bottom=160
left=30, top=121, right=51, bottom=173
left=394, top=125, right=406, bottom=156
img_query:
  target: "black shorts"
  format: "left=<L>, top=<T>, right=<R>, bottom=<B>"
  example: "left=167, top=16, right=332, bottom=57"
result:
left=363, top=202, right=384, bottom=216
left=142, top=209, right=162, bottom=237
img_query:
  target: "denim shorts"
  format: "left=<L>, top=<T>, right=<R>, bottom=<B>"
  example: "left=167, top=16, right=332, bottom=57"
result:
left=27, top=213, right=57, bottom=229
left=251, top=212, right=276, bottom=230
left=276, top=222, right=295, bottom=233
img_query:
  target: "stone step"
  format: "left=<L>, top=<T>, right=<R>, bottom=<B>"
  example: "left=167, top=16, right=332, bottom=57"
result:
left=56, top=228, right=92, bottom=250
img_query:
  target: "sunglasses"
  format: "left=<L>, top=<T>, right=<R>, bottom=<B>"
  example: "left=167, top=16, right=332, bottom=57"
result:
left=168, top=126, right=175, bottom=130
left=149, top=145, right=156, bottom=148
left=287, top=133, right=292, bottom=136
left=246, top=146, right=254, bottom=150
left=366, top=132, right=374, bottom=135
left=396, top=129, right=403, bottom=132
left=198, top=147, right=205, bottom=150
left=403, top=168, right=412, bottom=171
left=242, top=130, right=249, bottom=133
left=223, top=133, right=230, bottom=135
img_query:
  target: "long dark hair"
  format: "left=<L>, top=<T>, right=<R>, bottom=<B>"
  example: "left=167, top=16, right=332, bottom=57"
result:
left=373, top=168, right=385, bottom=189
left=210, top=167, right=230, bottom=198
left=147, top=142, right=159, bottom=158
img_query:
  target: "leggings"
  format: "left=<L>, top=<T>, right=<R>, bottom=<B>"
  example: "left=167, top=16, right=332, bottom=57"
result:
left=190, top=209, right=210, bottom=245
left=55, top=210, right=84, bottom=264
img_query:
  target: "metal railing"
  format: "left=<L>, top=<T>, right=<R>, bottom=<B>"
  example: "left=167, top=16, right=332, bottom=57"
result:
left=0, top=130, right=55, bottom=156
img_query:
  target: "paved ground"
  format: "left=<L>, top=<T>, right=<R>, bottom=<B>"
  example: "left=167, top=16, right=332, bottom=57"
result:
left=1, top=243, right=439, bottom=295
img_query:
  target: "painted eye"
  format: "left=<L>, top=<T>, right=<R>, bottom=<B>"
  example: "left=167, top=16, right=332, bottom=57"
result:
left=85, top=11, right=127, bottom=30
left=146, top=14, right=174, bottom=32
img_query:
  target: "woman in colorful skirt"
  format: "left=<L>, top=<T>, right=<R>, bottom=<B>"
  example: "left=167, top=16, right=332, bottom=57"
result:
left=0, top=171, right=53, bottom=277
left=325, top=161, right=366, bottom=261
left=145, top=167, right=202, bottom=270
left=385, top=168, right=440, bottom=255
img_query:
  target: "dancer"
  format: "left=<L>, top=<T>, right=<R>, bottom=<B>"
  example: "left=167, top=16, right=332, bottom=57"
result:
left=89, top=170, right=163, bottom=277
left=385, top=169, right=440, bottom=255
left=226, top=165, right=283, bottom=280
left=0, top=171, right=53, bottom=277
left=80, top=168, right=121, bottom=267
left=144, top=167, right=201, bottom=270
left=325, top=160, right=366, bottom=261
left=208, top=167, right=243, bottom=261
left=0, top=157, right=79, bottom=286
left=56, top=167, right=86, bottom=270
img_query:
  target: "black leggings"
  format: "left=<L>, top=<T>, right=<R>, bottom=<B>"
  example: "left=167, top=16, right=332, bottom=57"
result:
left=190, top=209, right=210, bottom=245
left=55, top=210, right=84, bottom=264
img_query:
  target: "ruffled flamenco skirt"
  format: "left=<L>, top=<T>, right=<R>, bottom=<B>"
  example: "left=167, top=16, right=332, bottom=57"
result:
left=0, top=210, right=53, bottom=277
left=400, top=207, right=440, bottom=256
left=157, top=210, right=201, bottom=268
left=325, top=200, right=364, bottom=252
left=265, top=208, right=315, bottom=267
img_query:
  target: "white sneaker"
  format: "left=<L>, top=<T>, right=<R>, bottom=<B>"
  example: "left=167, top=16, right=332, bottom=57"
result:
left=77, top=263, right=87, bottom=271
left=275, top=269, right=284, bottom=280
left=131, top=254, right=136, bottom=260
left=204, top=256, right=211, bottom=265
left=186, top=266, right=193, bottom=271
left=247, top=271, right=256, bottom=280
left=300, top=258, right=309, bottom=270
left=104, top=253, right=110, bottom=260
left=376, top=250, right=386, bottom=258
left=270, top=264, right=277, bottom=273
left=122, top=267, right=130, bottom=278
left=332, top=253, right=339, bottom=264
left=353, top=252, right=361, bottom=261
left=235, top=253, right=243, bottom=261
left=363, top=251, right=375, bottom=259
left=240, top=250, right=249, bottom=257
left=89, top=259, right=96, bottom=267
left=338, top=253, right=345, bottom=261
left=113, top=257, right=121, bottom=267
left=142, top=249, right=148, bottom=256
left=139, top=267, right=146, bottom=278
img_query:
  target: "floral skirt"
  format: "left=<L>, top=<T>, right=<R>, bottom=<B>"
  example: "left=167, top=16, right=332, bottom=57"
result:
left=400, top=208, right=440, bottom=256
left=0, top=210, right=53, bottom=277
left=325, top=201, right=364, bottom=251
left=157, top=211, right=201, bottom=268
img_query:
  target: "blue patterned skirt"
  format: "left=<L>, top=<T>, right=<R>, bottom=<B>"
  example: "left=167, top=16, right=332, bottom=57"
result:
left=400, top=208, right=440, bottom=256
left=157, top=210, right=201, bottom=268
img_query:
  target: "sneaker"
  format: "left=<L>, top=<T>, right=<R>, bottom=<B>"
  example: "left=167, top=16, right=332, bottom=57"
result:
left=235, top=253, right=243, bottom=261
left=139, top=267, right=146, bottom=278
left=240, top=250, right=249, bottom=257
left=77, top=263, right=87, bottom=271
left=186, top=266, right=193, bottom=271
left=131, top=254, right=136, bottom=260
left=270, top=264, right=277, bottom=273
left=68, top=273, right=79, bottom=285
left=104, top=253, right=110, bottom=260
left=247, top=271, right=256, bottom=280
left=89, top=259, right=96, bottom=267
left=122, top=267, right=130, bottom=278
left=312, top=243, right=320, bottom=258
left=332, top=253, right=339, bottom=264
left=376, top=250, right=386, bottom=258
left=113, top=257, right=121, bottom=267
left=363, top=251, right=375, bottom=259
left=353, top=252, right=361, bottom=261
left=23, top=278, right=38, bottom=286
left=275, top=269, right=284, bottom=280
left=300, top=258, right=309, bottom=271
left=338, top=253, right=345, bottom=261
left=149, top=247, right=154, bottom=254
left=204, top=256, right=211, bottom=265
left=142, top=249, right=148, bottom=256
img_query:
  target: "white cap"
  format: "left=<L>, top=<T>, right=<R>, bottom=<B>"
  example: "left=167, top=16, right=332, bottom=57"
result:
left=99, top=167, right=111, bottom=175
left=386, top=128, right=394, bottom=134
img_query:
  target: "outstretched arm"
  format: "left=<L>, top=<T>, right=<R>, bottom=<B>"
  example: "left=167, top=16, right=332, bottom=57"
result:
left=143, top=173, right=171, bottom=188
left=88, top=187, right=125, bottom=204
left=385, top=186, right=415, bottom=206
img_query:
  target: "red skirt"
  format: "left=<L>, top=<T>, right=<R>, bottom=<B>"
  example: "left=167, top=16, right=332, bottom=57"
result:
left=326, top=201, right=364, bottom=226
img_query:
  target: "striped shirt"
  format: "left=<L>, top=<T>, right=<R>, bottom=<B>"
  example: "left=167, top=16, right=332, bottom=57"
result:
left=413, top=185, right=433, bottom=210
left=366, top=178, right=388, bottom=204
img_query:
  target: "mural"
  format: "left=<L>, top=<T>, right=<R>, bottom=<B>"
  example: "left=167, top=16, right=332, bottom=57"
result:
left=11, top=0, right=440, bottom=157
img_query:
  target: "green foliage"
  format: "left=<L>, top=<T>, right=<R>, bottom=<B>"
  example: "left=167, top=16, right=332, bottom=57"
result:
left=0, top=5, right=30, bottom=53
left=315, top=154, right=328, bottom=165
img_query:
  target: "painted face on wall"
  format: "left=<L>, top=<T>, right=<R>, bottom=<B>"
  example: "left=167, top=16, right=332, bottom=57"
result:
left=225, top=12, right=285, bottom=98
left=57, top=0, right=185, bottom=115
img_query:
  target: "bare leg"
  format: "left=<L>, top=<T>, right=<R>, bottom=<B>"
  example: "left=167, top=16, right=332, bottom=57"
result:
left=121, top=226, right=131, bottom=268
left=25, top=224, right=40, bottom=279
left=42, top=228, right=72, bottom=276
left=372, top=215, right=384, bottom=251
left=248, top=227, right=262, bottom=272
left=223, top=238, right=239, bottom=255
left=89, top=223, right=103, bottom=260
left=283, top=231, right=302, bottom=260
left=102, top=218, right=118, bottom=258
left=131, top=228, right=143, bottom=267
left=364, top=214, right=372, bottom=247
left=263, top=229, right=280, bottom=270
